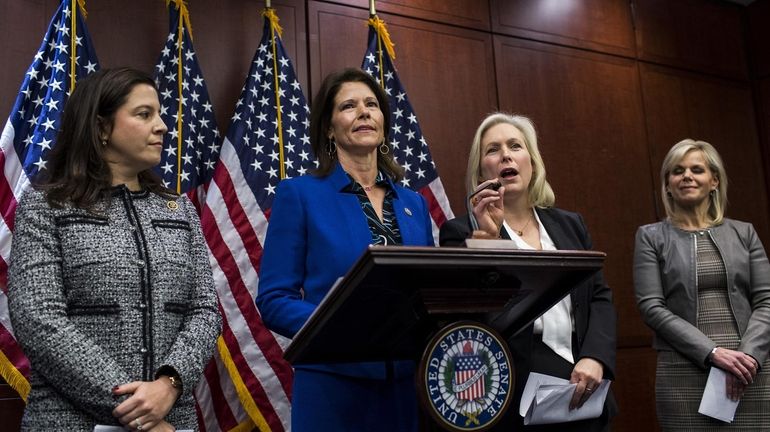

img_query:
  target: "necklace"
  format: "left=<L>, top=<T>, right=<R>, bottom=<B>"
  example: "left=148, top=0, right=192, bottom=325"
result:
left=360, top=178, right=378, bottom=192
left=511, top=215, right=532, bottom=236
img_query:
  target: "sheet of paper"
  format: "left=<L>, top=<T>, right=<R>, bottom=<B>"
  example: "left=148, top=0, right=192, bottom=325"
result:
left=464, top=238, right=521, bottom=249
left=698, top=367, right=740, bottom=423
left=519, top=372, right=610, bottom=425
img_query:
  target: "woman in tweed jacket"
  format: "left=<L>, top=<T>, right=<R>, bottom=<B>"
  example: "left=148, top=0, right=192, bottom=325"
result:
left=8, top=68, right=221, bottom=431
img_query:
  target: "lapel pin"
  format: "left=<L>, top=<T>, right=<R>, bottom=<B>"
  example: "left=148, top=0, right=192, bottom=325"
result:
left=167, top=201, right=179, bottom=211
left=404, top=207, right=412, bottom=216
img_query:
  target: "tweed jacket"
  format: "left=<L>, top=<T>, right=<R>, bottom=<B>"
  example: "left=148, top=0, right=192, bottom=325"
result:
left=634, top=219, right=770, bottom=368
left=8, top=187, right=221, bottom=431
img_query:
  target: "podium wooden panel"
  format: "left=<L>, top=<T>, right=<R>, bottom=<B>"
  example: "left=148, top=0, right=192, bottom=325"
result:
left=285, top=245, right=605, bottom=365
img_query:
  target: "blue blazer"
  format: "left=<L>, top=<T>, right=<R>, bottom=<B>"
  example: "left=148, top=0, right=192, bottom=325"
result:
left=256, top=163, right=434, bottom=378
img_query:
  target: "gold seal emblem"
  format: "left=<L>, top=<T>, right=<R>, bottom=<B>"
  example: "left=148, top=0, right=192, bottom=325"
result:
left=167, top=201, right=179, bottom=211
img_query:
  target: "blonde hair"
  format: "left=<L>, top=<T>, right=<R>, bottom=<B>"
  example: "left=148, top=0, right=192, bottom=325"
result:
left=660, top=139, right=728, bottom=224
left=466, top=113, right=555, bottom=207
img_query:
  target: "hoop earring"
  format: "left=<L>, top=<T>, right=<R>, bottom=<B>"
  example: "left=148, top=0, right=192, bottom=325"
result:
left=379, top=141, right=390, bottom=155
left=101, top=140, right=108, bottom=146
left=327, top=138, right=337, bottom=158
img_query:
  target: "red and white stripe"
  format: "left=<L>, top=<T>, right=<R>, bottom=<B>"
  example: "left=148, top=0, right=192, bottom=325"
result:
left=0, top=118, right=32, bottom=397
left=194, top=137, right=293, bottom=431
left=419, top=177, right=453, bottom=243
left=456, top=369, right=485, bottom=401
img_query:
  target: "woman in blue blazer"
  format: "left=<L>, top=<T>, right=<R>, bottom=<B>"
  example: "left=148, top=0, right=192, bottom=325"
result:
left=256, top=68, right=434, bottom=432
left=439, top=113, right=617, bottom=431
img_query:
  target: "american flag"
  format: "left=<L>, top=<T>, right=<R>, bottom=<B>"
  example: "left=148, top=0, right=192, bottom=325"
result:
left=195, top=9, right=308, bottom=431
left=0, top=0, right=98, bottom=401
left=153, top=0, right=221, bottom=209
left=361, top=16, right=454, bottom=241
left=454, top=342, right=486, bottom=401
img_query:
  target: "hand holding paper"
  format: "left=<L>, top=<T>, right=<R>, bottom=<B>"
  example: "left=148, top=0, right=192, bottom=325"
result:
left=698, top=367, right=740, bottom=423
left=520, top=372, right=610, bottom=425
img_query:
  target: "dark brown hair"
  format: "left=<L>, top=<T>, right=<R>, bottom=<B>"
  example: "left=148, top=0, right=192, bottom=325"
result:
left=309, top=67, right=403, bottom=181
left=38, top=67, right=172, bottom=209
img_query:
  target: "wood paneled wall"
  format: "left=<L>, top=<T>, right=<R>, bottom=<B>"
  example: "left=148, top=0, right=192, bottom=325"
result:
left=2, top=0, right=769, bottom=431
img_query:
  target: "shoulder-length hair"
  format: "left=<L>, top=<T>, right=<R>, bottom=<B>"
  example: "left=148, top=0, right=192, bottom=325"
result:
left=309, top=67, right=403, bottom=181
left=37, top=67, right=171, bottom=209
left=660, top=139, right=728, bottom=225
left=466, top=112, right=555, bottom=208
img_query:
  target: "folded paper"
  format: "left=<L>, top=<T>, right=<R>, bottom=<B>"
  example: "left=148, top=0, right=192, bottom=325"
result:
left=519, top=372, right=610, bottom=425
left=698, top=367, right=740, bottom=422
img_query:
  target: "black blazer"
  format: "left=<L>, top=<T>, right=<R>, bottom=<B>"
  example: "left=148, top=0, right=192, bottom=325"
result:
left=439, top=207, right=618, bottom=425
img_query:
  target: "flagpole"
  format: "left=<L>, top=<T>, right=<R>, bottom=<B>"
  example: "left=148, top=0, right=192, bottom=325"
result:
left=265, top=8, right=286, bottom=179
left=175, top=2, right=185, bottom=194
left=70, top=0, right=77, bottom=90
left=369, top=0, right=376, bottom=16
left=266, top=0, right=271, bottom=8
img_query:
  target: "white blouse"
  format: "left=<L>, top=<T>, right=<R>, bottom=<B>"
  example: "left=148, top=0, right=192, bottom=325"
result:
left=502, top=209, right=575, bottom=364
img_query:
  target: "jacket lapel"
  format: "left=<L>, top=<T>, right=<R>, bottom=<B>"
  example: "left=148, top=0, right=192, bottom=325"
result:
left=536, top=208, right=583, bottom=306
left=536, top=208, right=576, bottom=250
left=328, top=163, right=372, bottom=247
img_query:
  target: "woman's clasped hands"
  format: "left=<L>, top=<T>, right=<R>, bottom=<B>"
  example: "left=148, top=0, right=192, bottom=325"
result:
left=112, top=377, right=181, bottom=431
left=709, top=347, right=759, bottom=401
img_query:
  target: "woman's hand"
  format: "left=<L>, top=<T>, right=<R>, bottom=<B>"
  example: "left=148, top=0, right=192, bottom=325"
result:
left=710, top=347, right=758, bottom=385
left=146, top=420, right=176, bottom=431
left=569, top=357, right=604, bottom=410
left=470, top=179, right=505, bottom=238
left=725, top=371, right=748, bottom=401
left=112, top=378, right=182, bottom=431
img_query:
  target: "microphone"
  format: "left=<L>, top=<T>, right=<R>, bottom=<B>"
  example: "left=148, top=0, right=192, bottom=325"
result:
left=467, top=180, right=502, bottom=232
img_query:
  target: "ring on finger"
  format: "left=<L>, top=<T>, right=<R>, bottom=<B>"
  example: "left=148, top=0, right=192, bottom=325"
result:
left=134, top=419, right=143, bottom=431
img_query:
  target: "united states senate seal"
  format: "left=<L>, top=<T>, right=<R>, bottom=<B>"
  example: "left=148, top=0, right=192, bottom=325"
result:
left=419, top=321, right=513, bottom=431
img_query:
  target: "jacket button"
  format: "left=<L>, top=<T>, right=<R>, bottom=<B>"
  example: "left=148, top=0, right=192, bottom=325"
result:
left=140, top=347, right=148, bottom=354
left=135, top=259, right=145, bottom=268
left=138, top=303, right=147, bottom=310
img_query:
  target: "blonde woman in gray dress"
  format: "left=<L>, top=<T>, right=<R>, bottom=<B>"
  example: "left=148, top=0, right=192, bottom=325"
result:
left=634, top=139, right=770, bottom=430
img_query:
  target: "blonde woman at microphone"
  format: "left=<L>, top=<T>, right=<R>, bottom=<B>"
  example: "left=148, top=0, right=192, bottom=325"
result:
left=439, top=112, right=618, bottom=431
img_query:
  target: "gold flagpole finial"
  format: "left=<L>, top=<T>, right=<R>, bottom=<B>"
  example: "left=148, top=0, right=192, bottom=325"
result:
left=367, top=15, right=396, bottom=60
left=369, top=0, right=376, bottom=16
left=167, top=0, right=193, bottom=39
left=263, top=7, right=283, bottom=37
left=166, top=0, right=192, bottom=35
left=266, top=0, right=272, bottom=8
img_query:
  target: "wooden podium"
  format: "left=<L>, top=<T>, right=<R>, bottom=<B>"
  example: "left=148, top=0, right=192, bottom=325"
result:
left=285, top=245, right=605, bottom=364
left=283, top=245, right=605, bottom=431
